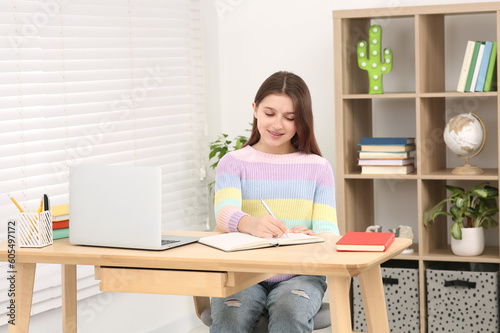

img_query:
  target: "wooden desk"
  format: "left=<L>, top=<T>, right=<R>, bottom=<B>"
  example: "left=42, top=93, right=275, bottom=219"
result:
left=1, top=231, right=411, bottom=333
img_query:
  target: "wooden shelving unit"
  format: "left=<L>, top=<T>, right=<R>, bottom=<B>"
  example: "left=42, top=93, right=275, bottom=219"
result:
left=333, top=3, right=500, bottom=332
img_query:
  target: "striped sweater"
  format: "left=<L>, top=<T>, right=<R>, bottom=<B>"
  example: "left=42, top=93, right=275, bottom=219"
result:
left=214, top=146, right=339, bottom=282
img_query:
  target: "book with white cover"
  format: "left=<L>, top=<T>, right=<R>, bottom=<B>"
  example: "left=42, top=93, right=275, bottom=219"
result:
left=457, top=41, right=476, bottom=92
left=361, top=164, right=415, bottom=175
left=469, top=43, right=485, bottom=92
left=358, top=158, right=414, bottom=166
left=199, top=232, right=324, bottom=252
left=358, top=151, right=412, bottom=159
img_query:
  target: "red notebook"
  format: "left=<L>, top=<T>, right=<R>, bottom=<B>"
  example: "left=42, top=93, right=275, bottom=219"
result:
left=336, top=232, right=395, bottom=252
left=53, top=219, right=69, bottom=230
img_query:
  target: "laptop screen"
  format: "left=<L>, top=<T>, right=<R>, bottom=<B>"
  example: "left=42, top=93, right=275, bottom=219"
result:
left=69, top=165, right=163, bottom=249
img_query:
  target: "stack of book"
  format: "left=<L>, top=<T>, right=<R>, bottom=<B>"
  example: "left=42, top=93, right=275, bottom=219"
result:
left=457, top=40, right=497, bottom=92
left=51, top=203, right=69, bottom=240
left=358, top=137, right=415, bottom=174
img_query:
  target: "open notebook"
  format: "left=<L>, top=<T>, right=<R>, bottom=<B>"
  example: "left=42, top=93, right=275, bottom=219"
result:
left=199, top=232, right=324, bottom=252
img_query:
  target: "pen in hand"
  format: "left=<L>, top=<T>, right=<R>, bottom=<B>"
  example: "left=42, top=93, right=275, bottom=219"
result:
left=259, top=198, right=288, bottom=237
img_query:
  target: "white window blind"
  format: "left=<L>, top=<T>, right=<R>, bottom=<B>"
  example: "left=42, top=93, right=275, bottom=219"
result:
left=0, top=0, right=208, bottom=323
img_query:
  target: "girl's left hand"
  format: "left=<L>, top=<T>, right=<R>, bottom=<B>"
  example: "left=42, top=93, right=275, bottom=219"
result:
left=288, top=226, right=315, bottom=235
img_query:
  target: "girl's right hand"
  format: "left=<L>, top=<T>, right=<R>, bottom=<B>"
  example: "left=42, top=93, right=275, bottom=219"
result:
left=238, top=215, right=288, bottom=238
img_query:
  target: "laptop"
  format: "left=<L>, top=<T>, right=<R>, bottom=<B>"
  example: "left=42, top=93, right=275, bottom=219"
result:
left=69, top=165, right=199, bottom=250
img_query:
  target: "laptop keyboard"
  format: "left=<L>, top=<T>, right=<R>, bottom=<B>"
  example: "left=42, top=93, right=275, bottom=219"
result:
left=161, top=239, right=181, bottom=246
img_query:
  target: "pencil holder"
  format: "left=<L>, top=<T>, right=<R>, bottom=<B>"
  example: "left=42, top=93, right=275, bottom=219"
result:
left=19, top=210, right=53, bottom=248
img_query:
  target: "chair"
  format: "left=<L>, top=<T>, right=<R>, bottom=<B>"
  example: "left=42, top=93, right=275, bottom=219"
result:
left=193, top=296, right=331, bottom=332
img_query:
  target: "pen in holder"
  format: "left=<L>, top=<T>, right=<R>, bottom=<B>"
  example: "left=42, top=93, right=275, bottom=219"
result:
left=19, top=210, right=53, bottom=248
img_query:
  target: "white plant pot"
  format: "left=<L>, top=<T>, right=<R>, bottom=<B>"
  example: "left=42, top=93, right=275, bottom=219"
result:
left=450, top=226, right=484, bottom=256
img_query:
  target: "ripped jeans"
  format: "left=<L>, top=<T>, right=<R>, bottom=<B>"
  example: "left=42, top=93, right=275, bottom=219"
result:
left=210, top=275, right=327, bottom=333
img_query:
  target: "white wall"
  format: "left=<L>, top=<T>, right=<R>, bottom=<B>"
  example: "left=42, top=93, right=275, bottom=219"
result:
left=205, top=0, right=500, bottom=238
left=206, top=0, right=491, bottom=168
left=8, top=1, right=500, bottom=332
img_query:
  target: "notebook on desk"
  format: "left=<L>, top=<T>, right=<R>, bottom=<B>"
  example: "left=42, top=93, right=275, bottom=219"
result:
left=69, top=165, right=199, bottom=250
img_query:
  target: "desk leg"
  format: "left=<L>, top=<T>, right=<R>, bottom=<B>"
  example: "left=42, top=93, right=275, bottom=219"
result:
left=327, top=275, right=352, bottom=333
left=358, top=265, right=389, bottom=333
left=62, top=264, right=77, bottom=333
left=9, top=262, right=36, bottom=333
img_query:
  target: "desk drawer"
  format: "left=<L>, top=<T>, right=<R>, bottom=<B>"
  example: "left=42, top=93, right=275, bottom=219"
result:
left=95, top=266, right=274, bottom=298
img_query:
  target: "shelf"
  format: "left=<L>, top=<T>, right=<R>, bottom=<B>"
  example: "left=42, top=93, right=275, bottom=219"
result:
left=332, top=2, right=500, bottom=19
left=342, top=92, right=416, bottom=99
left=421, top=91, right=498, bottom=98
left=343, top=91, right=498, bottom=99
left=394, top=243, right=419, bottom=260
left=344, top=172, right=419, bottom=180
left=344, top=169, right=499, bottom=180
left=423, top=246, right=500, bottom=263
left=334, top=4, right=500, bottom=332
left=422, top=168, right=499, bottom=180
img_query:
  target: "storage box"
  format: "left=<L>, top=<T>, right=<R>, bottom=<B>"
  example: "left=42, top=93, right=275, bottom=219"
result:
left=426, top=262, right=499, bottom=333
left=19, top=211, right=53, bottom=248
left=352, top=260, right=420, bottom=332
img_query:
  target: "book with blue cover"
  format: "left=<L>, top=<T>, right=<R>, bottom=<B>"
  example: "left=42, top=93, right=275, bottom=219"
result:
left=475, top=41, right=493, bottom=92
left=53, top=227, right=69, bottom=240
left=359, top=144, right=415, bottom=152
left=360, top=137, right=415, bottom=145
left=469, top=42, right=485, bottom=92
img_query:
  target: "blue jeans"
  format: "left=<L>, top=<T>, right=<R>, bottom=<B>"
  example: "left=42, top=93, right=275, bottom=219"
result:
left=210, top=275, right=327, bottom=333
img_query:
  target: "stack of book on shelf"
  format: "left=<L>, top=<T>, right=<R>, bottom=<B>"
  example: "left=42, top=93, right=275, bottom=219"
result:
left=51, top=203, right=69, bottom=240
left=358, top=137, right=415, bottom=175
left=457, top=40, right=497, bottom=92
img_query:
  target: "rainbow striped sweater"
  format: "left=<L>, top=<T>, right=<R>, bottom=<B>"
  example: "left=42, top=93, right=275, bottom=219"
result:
left=214, top=145, right=339, bottom=238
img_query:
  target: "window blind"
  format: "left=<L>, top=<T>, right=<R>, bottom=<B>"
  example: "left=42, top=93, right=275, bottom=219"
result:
left=0, top=0, right=208, bottom=322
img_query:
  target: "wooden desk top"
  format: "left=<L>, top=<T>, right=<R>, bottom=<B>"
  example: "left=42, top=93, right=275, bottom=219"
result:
left=1, top=231, right=411, bottom=277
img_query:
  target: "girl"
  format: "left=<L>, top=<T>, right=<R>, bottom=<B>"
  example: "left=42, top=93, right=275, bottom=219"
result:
left=211, top=71, right=339, bottom=332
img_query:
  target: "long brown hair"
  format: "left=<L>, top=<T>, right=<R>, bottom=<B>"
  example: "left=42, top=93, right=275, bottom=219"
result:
left=244, top=71, right=322, bottom=156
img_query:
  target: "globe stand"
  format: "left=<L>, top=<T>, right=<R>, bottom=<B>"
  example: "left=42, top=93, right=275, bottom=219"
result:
left=448, top=112, right=487, bottom=176
left=451, top=157, right=483, bottom=175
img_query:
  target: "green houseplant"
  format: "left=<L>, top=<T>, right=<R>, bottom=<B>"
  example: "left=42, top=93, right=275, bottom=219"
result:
left=423, top=182, right=499, bottom=240
left=207, top=131, right=249, bottom=196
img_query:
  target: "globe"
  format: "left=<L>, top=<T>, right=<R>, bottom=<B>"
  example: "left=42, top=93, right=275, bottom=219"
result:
left=443, top=112, right=486, bottom=175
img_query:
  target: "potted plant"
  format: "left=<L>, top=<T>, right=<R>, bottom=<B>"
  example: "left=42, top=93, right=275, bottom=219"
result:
left=207, top=132, right=248, bottom=196
left=423, top=182, right=499, bottom=256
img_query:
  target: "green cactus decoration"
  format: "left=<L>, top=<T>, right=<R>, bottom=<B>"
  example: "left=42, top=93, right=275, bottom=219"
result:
left=357, top=25, right=393, bottom=94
